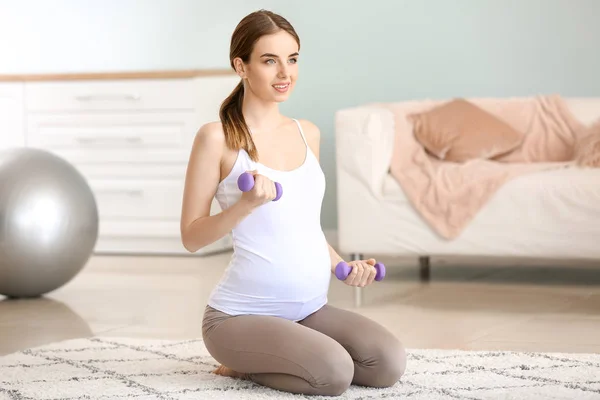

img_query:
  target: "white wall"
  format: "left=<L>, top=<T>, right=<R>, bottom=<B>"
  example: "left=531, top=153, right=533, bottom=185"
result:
left=1, top=0, right=599, bottom=230
left=0, top=0, right=277, bottom=73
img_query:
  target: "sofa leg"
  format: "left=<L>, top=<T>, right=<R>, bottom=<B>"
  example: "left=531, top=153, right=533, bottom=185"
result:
left=351, top=253, right=363, bottom=307
left=419, top=256, right=430, bottom=282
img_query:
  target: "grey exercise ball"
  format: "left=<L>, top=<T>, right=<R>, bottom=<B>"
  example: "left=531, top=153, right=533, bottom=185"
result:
left=0, top=148, right=99, bottom=298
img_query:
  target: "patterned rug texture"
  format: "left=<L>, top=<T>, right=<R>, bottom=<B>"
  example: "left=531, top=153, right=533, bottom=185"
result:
left=1, top=337, right=600, bottom=399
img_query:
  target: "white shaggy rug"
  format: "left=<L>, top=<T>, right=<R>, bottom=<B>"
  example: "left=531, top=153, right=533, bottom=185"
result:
left=1, top=337, right=600, bottom=400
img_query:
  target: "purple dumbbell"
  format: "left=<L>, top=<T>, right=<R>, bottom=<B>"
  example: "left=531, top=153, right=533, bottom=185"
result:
left=335, top=261, right=386, bottom=281
left=237, top=172, right=283, bottom=201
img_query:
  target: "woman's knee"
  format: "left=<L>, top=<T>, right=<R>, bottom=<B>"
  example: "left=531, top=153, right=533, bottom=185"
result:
left=313, top=345, right=354, bottom=396
left=371, top=337, right=407, bottom=387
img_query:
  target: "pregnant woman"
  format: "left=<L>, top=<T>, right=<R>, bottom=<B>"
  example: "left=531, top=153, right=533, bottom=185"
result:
left=180, top=9, right=406, bottom=396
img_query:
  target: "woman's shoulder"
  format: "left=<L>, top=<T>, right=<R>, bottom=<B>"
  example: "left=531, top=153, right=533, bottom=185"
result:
left=292, top=118, right=321, bottom=160
left=292, top=118, right=320, bottom=139
left=197, top=121, right=225, bottom=140
left=194, top=121, right=228, bottom=147
left=191, top=121, right=228, bottom=157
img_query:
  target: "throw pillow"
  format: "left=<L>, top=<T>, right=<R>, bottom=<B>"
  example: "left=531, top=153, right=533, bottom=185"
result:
left=408, top=98, right=524, bottom=163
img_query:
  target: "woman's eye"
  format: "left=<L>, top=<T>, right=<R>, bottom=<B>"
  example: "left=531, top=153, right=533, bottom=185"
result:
left=265, top=58, right=297, bottom=65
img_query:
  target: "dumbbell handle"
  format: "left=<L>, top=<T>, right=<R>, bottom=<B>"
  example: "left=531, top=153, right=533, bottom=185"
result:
left=237, top=172, right=283, bottom=201
left=335, top=261, right=386, bottom=281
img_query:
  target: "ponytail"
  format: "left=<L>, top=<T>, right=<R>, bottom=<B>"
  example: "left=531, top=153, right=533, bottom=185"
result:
left=219, top=80, right=258, bottom=161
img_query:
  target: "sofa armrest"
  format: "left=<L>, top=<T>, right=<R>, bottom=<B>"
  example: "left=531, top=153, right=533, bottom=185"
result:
left=335, top=105, right=396, bottom=198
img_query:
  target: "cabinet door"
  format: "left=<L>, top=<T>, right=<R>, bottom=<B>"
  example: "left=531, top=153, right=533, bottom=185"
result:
left=0, top=83, right=25, bottom=151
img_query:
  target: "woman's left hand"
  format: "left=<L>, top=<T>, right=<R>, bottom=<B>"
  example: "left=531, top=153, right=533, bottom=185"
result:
left=342, top=258, right=378, bottom=287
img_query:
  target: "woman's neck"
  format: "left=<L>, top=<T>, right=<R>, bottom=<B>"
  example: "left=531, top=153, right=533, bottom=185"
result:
left=242, top=93, right=284, bottom=133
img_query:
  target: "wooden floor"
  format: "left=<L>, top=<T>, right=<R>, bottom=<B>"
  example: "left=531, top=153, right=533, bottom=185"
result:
left=1, top=251, right=599, bottom=356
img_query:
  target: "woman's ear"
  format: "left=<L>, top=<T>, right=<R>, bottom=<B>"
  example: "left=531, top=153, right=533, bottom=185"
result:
left=233, top=57, right=247, bottom=79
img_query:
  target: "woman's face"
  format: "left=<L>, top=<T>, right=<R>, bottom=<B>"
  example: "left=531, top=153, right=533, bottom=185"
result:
left=235, top=30, right=299, bottom=103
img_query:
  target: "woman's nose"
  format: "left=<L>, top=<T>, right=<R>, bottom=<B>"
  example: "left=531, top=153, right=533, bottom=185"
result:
left=278, top=64, right=289, bottom=78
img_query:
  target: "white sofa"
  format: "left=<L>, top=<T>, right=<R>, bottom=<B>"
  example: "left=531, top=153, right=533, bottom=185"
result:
left=335, top=98, right=600, bottom=307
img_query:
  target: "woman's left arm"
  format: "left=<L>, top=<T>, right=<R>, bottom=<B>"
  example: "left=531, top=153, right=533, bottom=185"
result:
left=298, top=119, right=345, bottom=273
left=299, top=118, right=378, bottom=285
left=327, top=242, right=345, bottom=274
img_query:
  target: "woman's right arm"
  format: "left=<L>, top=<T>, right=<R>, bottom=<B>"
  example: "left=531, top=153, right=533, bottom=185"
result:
left=180, top=123, right=277, bottom=253
left=180, top=123, right=251, bottom=253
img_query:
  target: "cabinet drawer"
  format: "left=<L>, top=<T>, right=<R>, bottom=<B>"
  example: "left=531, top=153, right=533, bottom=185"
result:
left=95, top=220, right=232, bottom=255
left=90, top=179, right=184, bottom=220
left=89, top=179, right=228, bottom=255
left=77, top=163, right=188, bottom=180
left=89, top=179, right=223, bottom=221
left=26, top=111, right=198, bottom=164
left=25, top=79, right=197, bottom=112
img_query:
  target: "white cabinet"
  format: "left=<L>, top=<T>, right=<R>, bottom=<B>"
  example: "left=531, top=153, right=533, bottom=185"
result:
left=25, top=111, right=199, bottom=165
left=23, top=79, right=198, bottom=112
left=0, top=83, right=25, bottom=150
left=0, top=72, right=239, bottom=256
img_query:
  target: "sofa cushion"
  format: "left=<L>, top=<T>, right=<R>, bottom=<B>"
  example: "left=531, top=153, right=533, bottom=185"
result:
left=408, top=98, right=524, bottom=163
left=574, top=119, right=600, bottom=168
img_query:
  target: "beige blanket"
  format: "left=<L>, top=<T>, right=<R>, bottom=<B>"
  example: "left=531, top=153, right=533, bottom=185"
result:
left=385, top=95, right=585, bottom=240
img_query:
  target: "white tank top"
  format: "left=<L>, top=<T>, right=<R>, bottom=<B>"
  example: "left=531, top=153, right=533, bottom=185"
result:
left=207, top=118, right=331, bottom=321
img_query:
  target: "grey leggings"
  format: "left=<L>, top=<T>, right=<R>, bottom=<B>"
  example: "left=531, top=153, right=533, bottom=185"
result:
left=202, top=304, right=406, bottom=396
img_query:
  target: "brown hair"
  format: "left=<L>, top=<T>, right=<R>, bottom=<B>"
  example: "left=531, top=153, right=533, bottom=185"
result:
left=219, top=9, right=300, bottom=161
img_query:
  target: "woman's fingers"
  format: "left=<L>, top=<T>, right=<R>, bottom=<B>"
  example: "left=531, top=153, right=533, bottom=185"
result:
left=345, top=260, right=378, bottom=287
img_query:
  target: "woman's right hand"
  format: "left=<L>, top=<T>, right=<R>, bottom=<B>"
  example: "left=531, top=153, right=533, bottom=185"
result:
left=240, top=170, right=278, bottom=209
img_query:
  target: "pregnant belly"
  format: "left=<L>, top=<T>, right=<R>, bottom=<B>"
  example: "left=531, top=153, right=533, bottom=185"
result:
left=225, top=234, right=331, bottom=301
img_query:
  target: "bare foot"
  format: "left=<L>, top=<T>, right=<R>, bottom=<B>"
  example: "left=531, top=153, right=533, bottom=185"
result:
left=212, top=364, right=248, bottom=380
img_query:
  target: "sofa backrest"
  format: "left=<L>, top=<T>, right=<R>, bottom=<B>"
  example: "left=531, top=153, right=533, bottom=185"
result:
left=368, top=97, right=600, bottom=126
left=564, top=98, right=600, bottom=126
